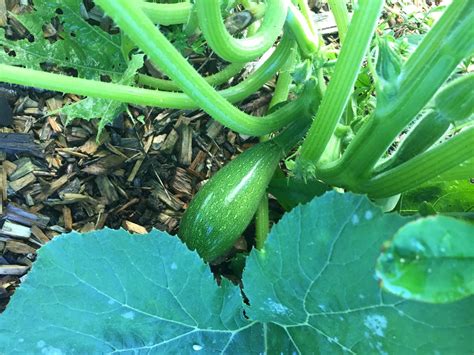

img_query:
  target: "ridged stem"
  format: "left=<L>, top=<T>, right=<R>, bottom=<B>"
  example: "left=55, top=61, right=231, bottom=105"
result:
left=298, top=0, right=383, bottom=165
left=286, top=2, right=319, bottom=57
left=360, top=127, right=474, bottom=198
left=255, top=47, right=297, bottom=250
left=140, top=2, right=192, bottom=26
left=327, top=0, right=350, bottom=43
left=0, top=61, right=312, bottom=121
left=195, top=0, right=288, bottom=62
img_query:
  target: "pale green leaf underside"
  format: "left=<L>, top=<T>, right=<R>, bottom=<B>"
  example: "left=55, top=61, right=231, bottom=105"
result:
left=0, top=193, right=472, bottom=354
left=0, top=0, right=125, bottom=79
left=377, top=215, right=474, bottom=304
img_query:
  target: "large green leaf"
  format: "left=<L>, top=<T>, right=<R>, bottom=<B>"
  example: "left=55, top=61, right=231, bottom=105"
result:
left=0, top=193, right=472, bottom=353
left=0, top=0, right=126, bottom=79
left=377, top=215, right=474, bottom=303
left=0, top=229, right=265, bottom=353
left=244, top=193, right=473, bottom=353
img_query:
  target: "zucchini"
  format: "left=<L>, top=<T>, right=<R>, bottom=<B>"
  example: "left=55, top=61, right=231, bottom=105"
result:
left=392, top=110, right=450, bottom=166
left=179, top=119, right=309, bottom=262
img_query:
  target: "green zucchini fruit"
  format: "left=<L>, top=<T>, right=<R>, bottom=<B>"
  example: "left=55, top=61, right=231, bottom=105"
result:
left=392, top=110, right=450, bottom=166
left=179, top=119, right=310, bottom=262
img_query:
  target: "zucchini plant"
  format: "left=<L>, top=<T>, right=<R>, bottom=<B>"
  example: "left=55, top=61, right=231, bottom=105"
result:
left=0, top=0, right=472, bottom=353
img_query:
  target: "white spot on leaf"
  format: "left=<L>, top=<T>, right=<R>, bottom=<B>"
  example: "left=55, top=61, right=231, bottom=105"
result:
left=121, top=311, right=136, bottom=320
left=364, top=210, right=373, bottom=220
left=351, top=214, right=360, bottom=225
left=193, top=344, right=203, bottom=351
left=364, top=314, right=387, bottom=337
left=265, top=298, right=290, bottom=315
left=170, top=262, right=178, bottom=270
left=37, top=340, right=46, bottom=348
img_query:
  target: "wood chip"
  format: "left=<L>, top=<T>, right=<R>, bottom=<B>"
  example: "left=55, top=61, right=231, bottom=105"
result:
left=123, top=220, right=147, bottom=234
left=31, top=225, right=51, bottom=243
left=35, top=173, right=75, bottom=202
left=0, top=265, right=29, bottom=276
left=161, top=128, right=179, bottom=154
left=3, top=203, right=50, bottom=228
left=82, top=155, right=126, bottom=175
left=63, top=206, right=73, bottom=231
left=0, top=133, right=43, bottom=158
left=47, top=117, right=63, bottom=133
left=5, top=240, right=36, bottom=254
left=95, top=175, right=119, bottom=205
left=9, top=172, right=36, bottom=192
left=178, top=124, right=193, bottom=166
left=0, top=220, right=31, bottom=239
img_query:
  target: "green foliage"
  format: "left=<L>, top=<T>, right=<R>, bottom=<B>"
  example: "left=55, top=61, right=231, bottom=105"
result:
left=268, top=174, right=329, bottom=210
left=0, top=193, right=472, bottom=353
left=377, top=216, right=474, bottom=303
left=400, top=179, right=474, bottom=215
left=60, top=54, right=144, bottom=134
left=0, top=0, right=126, bottom=79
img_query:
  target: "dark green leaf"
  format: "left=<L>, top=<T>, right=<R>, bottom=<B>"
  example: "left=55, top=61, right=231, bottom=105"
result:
left=377, top=215, right=474, bottom=303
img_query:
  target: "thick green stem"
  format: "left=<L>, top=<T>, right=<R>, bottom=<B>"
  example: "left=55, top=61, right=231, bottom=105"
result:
left=327, top=0, right=350, bottom=43
left=360, top=127, right=474, bottom=198
left=318, top=1, right=474, bottom=186
left=196, top=0, right=288, bottom=62
left=296, top=0, right=317, bottom=36
left=286, top=2, right=319, bottom=57
left=255, top=47, right=297, bottom=250
left=0, top=62, right=312, bottom=128
left=140, top=2, right=192, bottom=26
left=94, top=0, right=312, bottom=135
left=298, top=0, right=383, bottom=165
left=137, top=63, right=244, bottom=91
